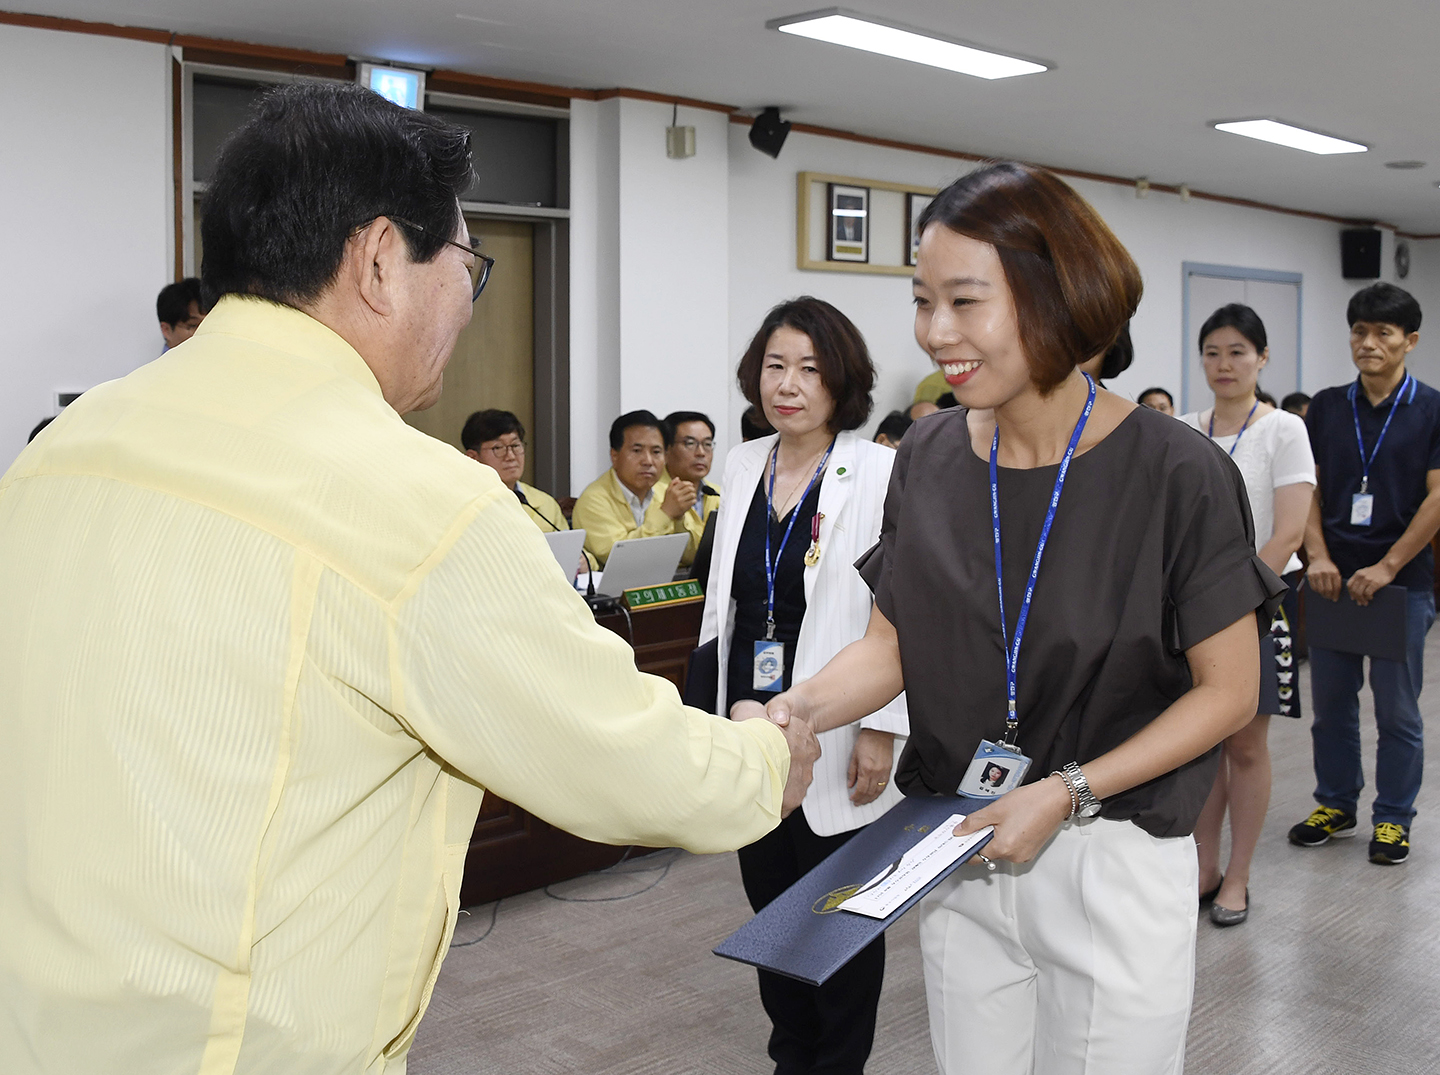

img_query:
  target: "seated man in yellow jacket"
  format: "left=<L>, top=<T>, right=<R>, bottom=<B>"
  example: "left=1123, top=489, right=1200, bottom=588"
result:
left=574, top=410, right=698, bottom=566
left=663, top=409, right=722, bottom=565
left=461, top=408, right=568, bottom=532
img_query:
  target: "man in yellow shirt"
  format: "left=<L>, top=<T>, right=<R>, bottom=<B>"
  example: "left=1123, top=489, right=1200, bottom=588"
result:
left=461, top=408, right=568, bottom=533
left=662, top=409, right=721, bottom=565
left=0, top=82, right=817, bottom=1075
left=572, top=410, right=698, bottom=566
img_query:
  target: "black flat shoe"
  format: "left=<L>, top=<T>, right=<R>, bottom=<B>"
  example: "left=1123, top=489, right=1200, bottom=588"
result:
left=1199, top=875, right=1224, bottom=906
left=1209, top=889, right=1249, bottom=927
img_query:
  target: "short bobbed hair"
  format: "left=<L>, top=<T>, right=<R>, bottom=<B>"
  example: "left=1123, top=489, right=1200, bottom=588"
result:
left=1347, top=282, right=1422, bottom=335
left=736, top=297, right=874, bottom=433
left=1198, top=304, right=1267, bottom=355
left=918, top=162, right=1143, bottom=394
left=202, top=82, right=473, bottom=309
left=461, top=409, right=525, bottom=451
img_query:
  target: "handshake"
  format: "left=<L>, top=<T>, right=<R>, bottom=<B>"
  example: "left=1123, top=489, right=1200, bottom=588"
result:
left=731, top=695, right=820, bottom=818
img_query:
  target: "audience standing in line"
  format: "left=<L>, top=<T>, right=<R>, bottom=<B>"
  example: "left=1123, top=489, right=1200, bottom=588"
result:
left=1292, top=282, right=1440, bottom=865
left=663, top=410, right=722, bottom=565
left=461, top=409, right=569, bottom=533
left=156, top=277, right=206, bottom=351
left=1282, top=391, right=1311, bottom=418
left=1139, top=386, right=1175, bottom=415
left=1180, top=303, right=1316, bottom=926
left=873, top=409, right=912, bottom=448
left=759, top=162, right=1281, bottom=1074
left=573, top=410, right=695, bottom=566
left=706, top=297, right=908, bottom=1075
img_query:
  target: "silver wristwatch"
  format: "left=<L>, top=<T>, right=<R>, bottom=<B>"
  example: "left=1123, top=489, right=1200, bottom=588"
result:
left=1059, top=762, right=1102, bottom=818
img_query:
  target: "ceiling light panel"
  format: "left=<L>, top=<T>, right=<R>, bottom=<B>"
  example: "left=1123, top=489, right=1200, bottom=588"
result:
left=1212, top=119, right=1367, bottom=156
left=768, top=9, right=1048, bottom=80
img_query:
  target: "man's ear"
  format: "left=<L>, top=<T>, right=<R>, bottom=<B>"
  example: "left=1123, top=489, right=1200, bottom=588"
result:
left=1406, top=331, right=1420, bottom=354
left=464, top=448, right=481, bottom=461
left=349, top=218, right=402, bottom=318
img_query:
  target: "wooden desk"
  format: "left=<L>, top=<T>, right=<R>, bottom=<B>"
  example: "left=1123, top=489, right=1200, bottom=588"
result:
left=458, top=598, right=704, bottom=907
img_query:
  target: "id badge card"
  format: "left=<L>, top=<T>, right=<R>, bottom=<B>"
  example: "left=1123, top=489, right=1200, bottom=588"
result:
left=1351, top=493, right=1374, bottom=527
left=957, top=739, right=1032, bottom=798
left=753, top=640, right=784, bottom=692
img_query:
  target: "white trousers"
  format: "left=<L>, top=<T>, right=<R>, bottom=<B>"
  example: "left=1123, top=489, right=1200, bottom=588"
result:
left=919, top=817, right=1198, bottom=1075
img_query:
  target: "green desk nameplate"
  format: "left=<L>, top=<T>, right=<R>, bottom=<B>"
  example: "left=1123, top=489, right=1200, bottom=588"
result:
left=624, top=579, right=704, bottom=611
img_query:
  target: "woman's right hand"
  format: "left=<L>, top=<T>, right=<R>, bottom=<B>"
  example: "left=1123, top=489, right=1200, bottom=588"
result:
left=764, top=690, right=812, bottom=729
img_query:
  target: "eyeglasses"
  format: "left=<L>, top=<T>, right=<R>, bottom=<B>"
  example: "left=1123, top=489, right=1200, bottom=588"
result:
left=390, top=216, right=495, bottom=301
left=481, top=441, right=525, bottom=458
left=677, top=437, right=715, bottom=452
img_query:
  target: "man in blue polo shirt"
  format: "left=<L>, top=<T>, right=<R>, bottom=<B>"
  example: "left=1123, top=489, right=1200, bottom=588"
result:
left=1292, top=283, right=1440, bottom=864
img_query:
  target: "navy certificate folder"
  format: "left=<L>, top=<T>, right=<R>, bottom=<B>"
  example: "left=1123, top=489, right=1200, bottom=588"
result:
left=714, top=794, right=994, bottom=986
left=1302, top=582, right=1408, bottom=663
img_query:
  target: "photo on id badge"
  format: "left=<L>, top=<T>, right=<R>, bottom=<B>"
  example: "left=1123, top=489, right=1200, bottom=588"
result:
left=958, top=740, right=1031, bottom=798
left=754, top=640, right=784, bottom=692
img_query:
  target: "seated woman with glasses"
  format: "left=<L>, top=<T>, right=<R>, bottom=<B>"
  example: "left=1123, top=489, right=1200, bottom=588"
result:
left=461, top=409, right=568, bottom=533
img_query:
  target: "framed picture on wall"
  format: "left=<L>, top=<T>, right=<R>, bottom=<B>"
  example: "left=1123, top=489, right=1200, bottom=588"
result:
left=906, top=192, right=934, bottom=266
left=827, top=183, right=869, bottom=263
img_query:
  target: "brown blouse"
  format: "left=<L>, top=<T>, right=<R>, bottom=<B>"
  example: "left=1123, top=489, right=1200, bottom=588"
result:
left=858, top=405, right=1284, bottom=838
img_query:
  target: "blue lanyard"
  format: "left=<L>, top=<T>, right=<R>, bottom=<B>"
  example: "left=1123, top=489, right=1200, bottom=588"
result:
left=1348, top=374, right=1414, bottom=494
left=990, top=374, right=1096, bottom=745
left=1208, top=400, right=1260, bottom=457
left=764, top=440, right=834, bottom=639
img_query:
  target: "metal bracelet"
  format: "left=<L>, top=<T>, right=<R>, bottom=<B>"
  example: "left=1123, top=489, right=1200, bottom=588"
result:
left=1051, top=769, right=1079, bottom=819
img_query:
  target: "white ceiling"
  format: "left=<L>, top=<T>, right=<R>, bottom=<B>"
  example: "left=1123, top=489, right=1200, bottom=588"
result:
left=26, top=0, right=1440, bottom=231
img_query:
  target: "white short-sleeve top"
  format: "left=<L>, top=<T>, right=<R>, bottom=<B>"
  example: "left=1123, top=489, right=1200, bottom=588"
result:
left=1179, top=407, right=1317, bottom=574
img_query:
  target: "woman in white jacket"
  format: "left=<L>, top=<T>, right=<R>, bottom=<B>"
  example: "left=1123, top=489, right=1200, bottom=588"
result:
left=702, top=297, right=907, bottom=1075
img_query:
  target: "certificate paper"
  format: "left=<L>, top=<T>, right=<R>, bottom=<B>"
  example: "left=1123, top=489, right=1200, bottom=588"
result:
left=839, top=814, right=993, bottom=919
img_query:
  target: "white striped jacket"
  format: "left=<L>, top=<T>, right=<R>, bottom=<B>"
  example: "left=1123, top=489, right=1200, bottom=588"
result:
left=700, top=430, right=909, bottom=837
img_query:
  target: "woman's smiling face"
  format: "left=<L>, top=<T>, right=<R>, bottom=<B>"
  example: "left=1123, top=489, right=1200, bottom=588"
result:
left=912, top=225, right=1033, bottom=412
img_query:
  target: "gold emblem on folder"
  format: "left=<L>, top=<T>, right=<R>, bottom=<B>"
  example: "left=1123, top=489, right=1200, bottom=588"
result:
left=811, top=884, right=863, bottom=914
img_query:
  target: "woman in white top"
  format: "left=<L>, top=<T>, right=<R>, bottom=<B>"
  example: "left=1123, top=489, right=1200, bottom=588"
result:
left=1180, top=303, right=1317, bottom=926
left=703, top=296, right=907, bottom=1074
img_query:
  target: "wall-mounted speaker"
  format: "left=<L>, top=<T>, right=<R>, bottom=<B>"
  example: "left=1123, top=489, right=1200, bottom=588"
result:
left=748, top=107, right=791, bottom=159
left=1341, top=228, right=1382, bottom=279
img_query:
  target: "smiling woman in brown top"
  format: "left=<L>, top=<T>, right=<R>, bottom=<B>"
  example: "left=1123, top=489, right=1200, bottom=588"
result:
left=747, top=162, right=1284, bottom=1074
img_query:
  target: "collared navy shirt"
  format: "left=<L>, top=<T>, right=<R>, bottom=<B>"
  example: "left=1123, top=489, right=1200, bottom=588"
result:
left=1306, top=371, right=1440, bottom=591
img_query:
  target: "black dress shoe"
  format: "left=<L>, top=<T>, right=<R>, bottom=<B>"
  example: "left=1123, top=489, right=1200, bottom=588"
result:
left=1199, top=875, right=1224, bottom=906
left=1209, top=890, right=1249, bottom=927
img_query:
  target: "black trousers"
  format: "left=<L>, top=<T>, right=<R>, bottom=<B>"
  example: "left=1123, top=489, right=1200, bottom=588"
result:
left=737, top=810, right=885, bottom=1075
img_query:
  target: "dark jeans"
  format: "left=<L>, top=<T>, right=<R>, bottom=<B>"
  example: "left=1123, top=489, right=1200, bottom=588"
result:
left=738, top=810, right=884, bottom=1075
left=1309, top=587, right=1435, bottom=826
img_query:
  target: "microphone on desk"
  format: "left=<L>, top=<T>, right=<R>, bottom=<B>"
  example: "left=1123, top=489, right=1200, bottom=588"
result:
left=516, top=487, right=597, bottom=598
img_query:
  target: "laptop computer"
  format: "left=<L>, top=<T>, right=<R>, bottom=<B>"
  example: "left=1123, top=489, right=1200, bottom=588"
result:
left=595, top=533, right=690, bottom=597
left=543, top=529, right=588, bottom=584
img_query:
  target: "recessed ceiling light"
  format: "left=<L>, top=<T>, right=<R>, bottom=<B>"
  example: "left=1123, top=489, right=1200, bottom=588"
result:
left=768, top=9, right=1048, bottom=80
left=1212, top=119, right=1367, bottom=156
left=1385, top=160, right=1427, bottom=170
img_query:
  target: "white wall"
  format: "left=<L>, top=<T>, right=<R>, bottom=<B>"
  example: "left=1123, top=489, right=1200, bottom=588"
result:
left=725, top=123, right=1440, bottom=441
left=568, top=97, right=731, bottom=487
left=0, top=24, right=172, bottom=467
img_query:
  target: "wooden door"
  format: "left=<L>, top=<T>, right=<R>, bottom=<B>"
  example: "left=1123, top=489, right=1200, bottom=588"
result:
left=405, top=217, right=535, bottom=484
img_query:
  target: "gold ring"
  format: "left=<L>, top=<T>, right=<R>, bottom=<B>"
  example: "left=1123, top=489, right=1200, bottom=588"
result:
left=877, top=780, right=887, bottom=787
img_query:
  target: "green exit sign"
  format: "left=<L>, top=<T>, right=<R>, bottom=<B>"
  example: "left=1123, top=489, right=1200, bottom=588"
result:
left=623, top=578, right=703, bottom=610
